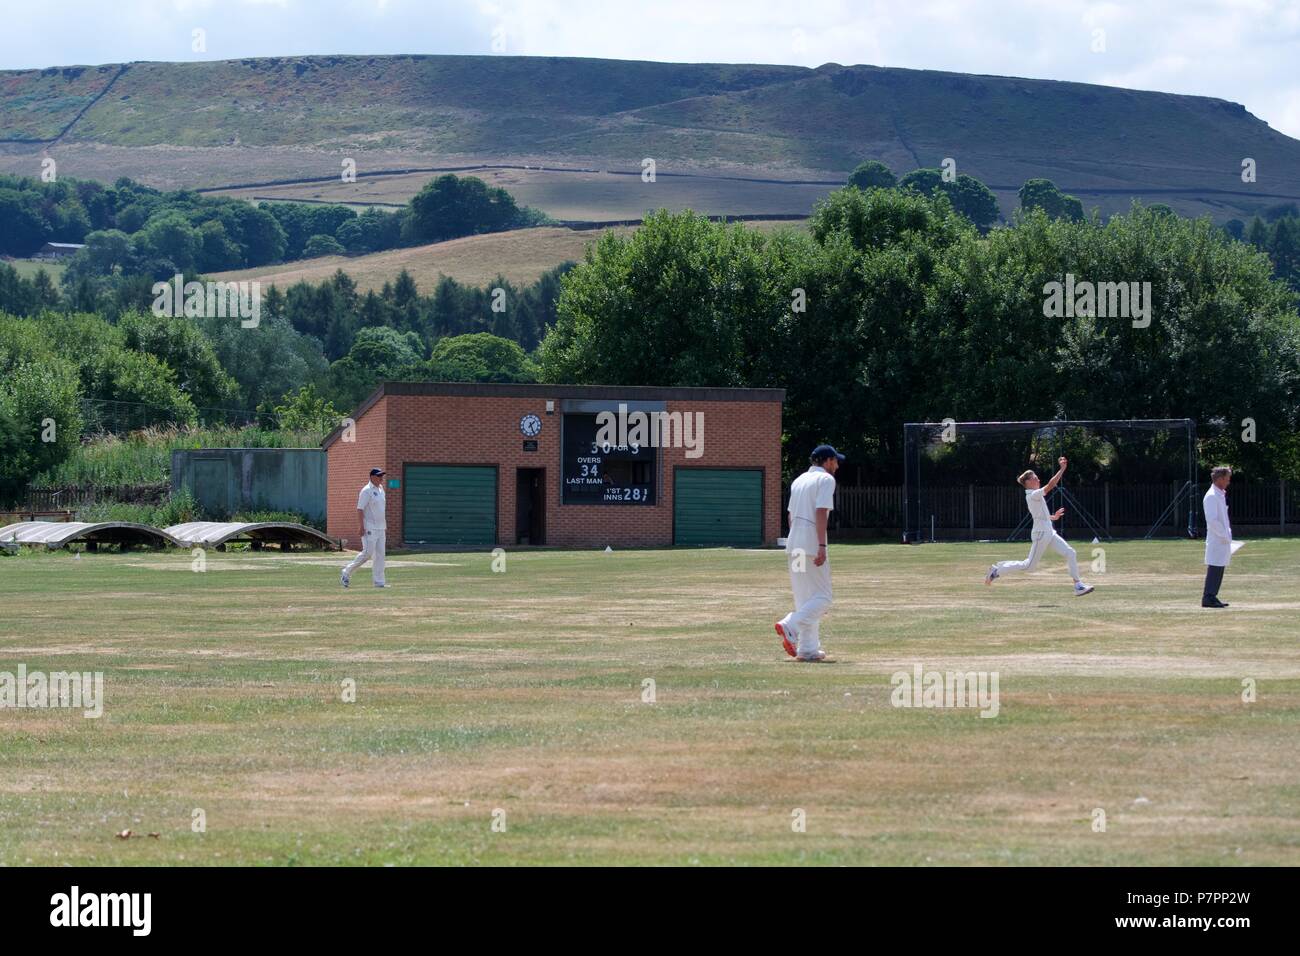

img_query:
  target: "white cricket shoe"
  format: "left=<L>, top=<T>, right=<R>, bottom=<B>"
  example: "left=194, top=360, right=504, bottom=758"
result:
left=985, top=565, right=999, bottom=585
left=796, top=650, right=827, bottom=662
left=340, top=570, right=350, bottom=588
left=1074, top=582, right=1095, bottom=596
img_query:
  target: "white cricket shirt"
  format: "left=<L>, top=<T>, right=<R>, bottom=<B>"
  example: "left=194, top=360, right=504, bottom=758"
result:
left=788, top=465, right=836, bottom=525
left=1025, top=487, right=1051, bottom=525
left=357, top=481, right=387, bottom=530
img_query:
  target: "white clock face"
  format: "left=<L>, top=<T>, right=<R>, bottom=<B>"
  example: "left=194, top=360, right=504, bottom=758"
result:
left=520, top=413, right=542, bottom=437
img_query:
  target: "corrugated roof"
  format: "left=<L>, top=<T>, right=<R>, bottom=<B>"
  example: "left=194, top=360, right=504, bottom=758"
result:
left=0, top=521, right=181, bottom=548
left=164, top=521, right=338, bottom=549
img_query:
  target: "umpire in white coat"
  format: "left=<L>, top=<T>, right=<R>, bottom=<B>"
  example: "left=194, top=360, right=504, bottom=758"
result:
left=775, top=444, right=843, bottom=662
left=342, top=467, right=388, bottom=588
left=1202, top=465, right=1233, bottom=608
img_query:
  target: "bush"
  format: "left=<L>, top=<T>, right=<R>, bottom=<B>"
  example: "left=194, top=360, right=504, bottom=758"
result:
left=303, top=233, right=346, bottom=258
left=32, top=424, right=329, bottom=487
left=76, top=487, right=199, bottom=527
left=847, top=161, right=897, bottom=191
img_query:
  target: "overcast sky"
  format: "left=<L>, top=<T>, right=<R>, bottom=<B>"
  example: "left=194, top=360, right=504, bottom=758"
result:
left=2, top=0, right=1298, bottom=138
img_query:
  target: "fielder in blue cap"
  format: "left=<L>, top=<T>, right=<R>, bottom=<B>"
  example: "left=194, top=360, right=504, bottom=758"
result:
left=774, top=444, right=843, bottom=661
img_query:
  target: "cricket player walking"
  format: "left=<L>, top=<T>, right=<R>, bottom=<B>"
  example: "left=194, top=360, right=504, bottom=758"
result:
left=775, top=444, right=843, bottom=662
left=342, top=467, right=389, bottom=588
left=1201, top=465, right=1233, bottom=608
left=985, top=457, right=1094, bottom=595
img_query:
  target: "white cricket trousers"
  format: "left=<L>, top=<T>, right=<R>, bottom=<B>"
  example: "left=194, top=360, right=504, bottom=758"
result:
left=781, top=520, right=832, bottom=655
left=344, top=528, right=386, bottom=585
left=995, top=525, right=1080, bottom=581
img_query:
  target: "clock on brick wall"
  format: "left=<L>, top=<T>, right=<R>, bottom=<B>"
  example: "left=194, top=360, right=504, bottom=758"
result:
left=520, top=413, right=542, bottom=437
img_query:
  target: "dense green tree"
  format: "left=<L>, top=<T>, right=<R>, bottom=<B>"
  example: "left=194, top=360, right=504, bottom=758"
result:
left=137, top=214, right=203, bottom=272
left=427, top=333, right=537, bottom=382
left=1263, top=202, right=1300, bottom=223
left=0, top=265, right=39, bottom=317
left=118, top=310, right=240, bottom=412
left=538, top=194, right=1300, bottom=480
left=847, top=160, right=897, bottom=191
left=1245, top=215, right=1269, bottom=248
left=303, top=233, right=346, bottom=258
left=898, top=169, right=1001, bottom=230
left=405, top=175, right=523, bottom=244
left=1018, top=178, right=1085, bottom=222
left=1267, top=217, right=1300, bottom=289
left=197, top=311, right=327, bottom=413
left=197, top=219, right=244, bottom=272
left=0, top=354, right=83, bottom=505
left=0, top=189, right=49, bottom=255
left=226, top=203, right=287, bottom=266
left=538, top=209, right=773, bottom=387
left=84, top=347, right=198, bottom=428
left=269, top=383, right=344, bottom=433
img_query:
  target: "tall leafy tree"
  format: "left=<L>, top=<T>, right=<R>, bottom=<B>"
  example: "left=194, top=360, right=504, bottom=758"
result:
left=899, top=169, right=1001, bottom=230
left=1018, top=178, right=1085, bottom=222
left=847, top=160, right=897, bottom=191
left=405, top=175, right=523, bottom=244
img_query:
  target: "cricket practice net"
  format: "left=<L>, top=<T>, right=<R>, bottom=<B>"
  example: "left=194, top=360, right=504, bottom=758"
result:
left=901, top=419, right=1197, bottom=543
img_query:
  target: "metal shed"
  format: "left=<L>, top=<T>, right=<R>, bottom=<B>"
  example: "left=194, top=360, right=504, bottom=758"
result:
left=171, top=448, right=327, bottom=523
left=163, top=521, right=339, bottom=551
left=0, top=521, right=182, bottom=550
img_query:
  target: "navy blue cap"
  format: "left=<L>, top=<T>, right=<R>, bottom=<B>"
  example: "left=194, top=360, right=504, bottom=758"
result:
left=370, top=467, right=386, bottom=476
left=811, top=444, right=845, bottom=463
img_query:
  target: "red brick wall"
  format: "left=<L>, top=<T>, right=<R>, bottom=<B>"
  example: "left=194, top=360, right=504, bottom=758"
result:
left=325, top=397, right=387, bottom=549
left=328, top=391, right=783, bottom=549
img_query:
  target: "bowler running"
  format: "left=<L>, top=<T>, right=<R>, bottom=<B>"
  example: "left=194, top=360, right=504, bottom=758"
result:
left=985, top=457, right=1094, bottom=595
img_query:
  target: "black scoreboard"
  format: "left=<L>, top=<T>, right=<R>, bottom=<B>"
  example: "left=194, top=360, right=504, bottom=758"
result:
left=561, top=413, right=656, bottom=504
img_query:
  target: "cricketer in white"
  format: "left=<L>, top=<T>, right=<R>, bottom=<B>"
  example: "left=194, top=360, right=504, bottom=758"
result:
left=985, top=456, right=1094, bottom=595
left=342, top=468, right=388, bottom=588
left=775, top=444, right=844, bottom=661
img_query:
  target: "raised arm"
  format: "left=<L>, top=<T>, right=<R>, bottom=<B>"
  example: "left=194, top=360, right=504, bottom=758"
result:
left=1042, top=457, right=1068, bottom=495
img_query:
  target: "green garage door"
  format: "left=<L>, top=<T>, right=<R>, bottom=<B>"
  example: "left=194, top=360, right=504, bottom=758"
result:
left=674, top=469, right=763, bottom=546
left=403, top=465, right=497, bottom=546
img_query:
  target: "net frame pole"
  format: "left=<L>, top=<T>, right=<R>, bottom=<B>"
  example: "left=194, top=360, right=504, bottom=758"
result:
left=903, top=424, right=920, bottom=543
left=1187, top=419, right=1197, bottom=538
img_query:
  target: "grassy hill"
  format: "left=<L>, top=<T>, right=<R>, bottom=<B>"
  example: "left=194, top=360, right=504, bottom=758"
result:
left=209, top=219, right=804, bottom=293
left=211, top=167, right=832, bottom=220
left=2, top=54, right=1299, bottom=221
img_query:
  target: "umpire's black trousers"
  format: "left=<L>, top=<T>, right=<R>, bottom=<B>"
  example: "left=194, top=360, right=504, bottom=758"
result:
left=1203, top=564, right=1226, bottom=603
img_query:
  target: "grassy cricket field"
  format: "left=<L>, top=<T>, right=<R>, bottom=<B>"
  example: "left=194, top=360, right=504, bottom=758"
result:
left=1, top=539, right=1297, bottom=866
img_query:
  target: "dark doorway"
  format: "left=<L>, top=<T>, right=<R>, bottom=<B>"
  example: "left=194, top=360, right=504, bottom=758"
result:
left=515, top=468, right=545, bottom=545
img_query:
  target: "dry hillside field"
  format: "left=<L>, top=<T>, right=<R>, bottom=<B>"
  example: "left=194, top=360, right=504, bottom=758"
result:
left=210, top=220, right=805, bottom=293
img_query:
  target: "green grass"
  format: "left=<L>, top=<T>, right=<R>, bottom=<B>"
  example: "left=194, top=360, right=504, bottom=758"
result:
left=1, top=539, right=1297, bottom=865
left=6, top=260, right=66, bottom=283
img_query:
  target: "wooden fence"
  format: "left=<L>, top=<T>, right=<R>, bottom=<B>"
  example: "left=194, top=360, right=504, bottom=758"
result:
left=19, top=483, right=170, bottom=512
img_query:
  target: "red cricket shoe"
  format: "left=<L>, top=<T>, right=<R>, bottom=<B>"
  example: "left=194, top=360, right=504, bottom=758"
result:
left=774, top=622, right=797, bottom=658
